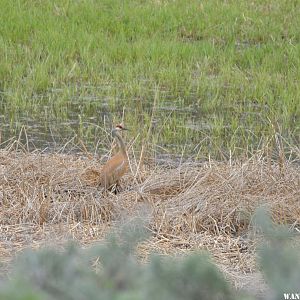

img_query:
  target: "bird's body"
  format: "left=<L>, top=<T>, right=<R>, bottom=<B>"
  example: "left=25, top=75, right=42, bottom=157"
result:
left=98, top=124, right=129, bottom=190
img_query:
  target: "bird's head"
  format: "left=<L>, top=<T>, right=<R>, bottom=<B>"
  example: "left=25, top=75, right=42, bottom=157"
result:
left=112, top=123, right=128, bottom=137
left=114, top=123, right=128, bottom=131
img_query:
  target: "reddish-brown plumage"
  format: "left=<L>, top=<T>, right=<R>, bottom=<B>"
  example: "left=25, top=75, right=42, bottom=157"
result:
left=98, top=124, right=129, bottom=190
left=99, top=151, right=128, bottom=189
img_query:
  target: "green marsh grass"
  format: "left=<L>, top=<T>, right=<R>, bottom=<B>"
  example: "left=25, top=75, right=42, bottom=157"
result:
left=0, top=0, right=299, bottom=157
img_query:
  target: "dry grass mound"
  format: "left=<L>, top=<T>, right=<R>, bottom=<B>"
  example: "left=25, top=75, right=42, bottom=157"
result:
left=0, top=148, right=113, bottom=225
left=149, top=158, right=300, bottom=236
left=0, top=141, right=299, bottom=292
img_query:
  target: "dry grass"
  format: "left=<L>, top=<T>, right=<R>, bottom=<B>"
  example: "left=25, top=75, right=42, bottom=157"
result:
left=0, top=139, right=299, bottom=294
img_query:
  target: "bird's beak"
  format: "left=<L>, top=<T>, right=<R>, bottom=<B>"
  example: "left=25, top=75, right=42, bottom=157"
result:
left=123, top=127, right=129, bottom=131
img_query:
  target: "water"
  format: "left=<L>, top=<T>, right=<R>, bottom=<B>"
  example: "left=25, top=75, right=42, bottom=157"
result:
left=0, top=86, right=298, bottom=158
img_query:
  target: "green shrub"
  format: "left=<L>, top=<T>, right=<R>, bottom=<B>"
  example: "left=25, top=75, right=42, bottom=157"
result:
left=0, top=212, right=299, bottom=300
left=0, top=222, right=234, bottom=300
left=255, top=208, right=300, bottom=299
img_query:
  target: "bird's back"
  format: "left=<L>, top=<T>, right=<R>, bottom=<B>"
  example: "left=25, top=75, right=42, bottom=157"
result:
left=99, top=151, right=128, bottom=189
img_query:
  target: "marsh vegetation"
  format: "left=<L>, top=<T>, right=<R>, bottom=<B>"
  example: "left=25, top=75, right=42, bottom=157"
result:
left=0, top=1, right=300, bottom=298
left=0, top=0, right=299, bottom=157
left=0, top=139, right=299, bottom=298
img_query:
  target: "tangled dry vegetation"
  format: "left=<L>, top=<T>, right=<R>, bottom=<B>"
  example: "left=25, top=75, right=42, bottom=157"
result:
left=0, top=139, right=299, bottom=292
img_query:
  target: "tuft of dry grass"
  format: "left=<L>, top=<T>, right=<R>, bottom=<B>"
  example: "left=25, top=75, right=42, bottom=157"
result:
left=149, top=158, right=300, bottom=236
left=0, top=139, right=299, bottom=293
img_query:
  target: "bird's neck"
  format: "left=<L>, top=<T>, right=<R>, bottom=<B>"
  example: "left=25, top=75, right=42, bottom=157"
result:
left=112, top=130, right=127, bottom=157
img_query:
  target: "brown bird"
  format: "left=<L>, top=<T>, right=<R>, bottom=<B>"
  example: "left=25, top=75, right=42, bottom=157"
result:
left=98, top=123, right=129, bottom=191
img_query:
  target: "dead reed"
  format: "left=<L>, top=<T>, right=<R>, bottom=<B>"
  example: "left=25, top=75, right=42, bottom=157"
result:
left=0, top=138, right=299, bottom=292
